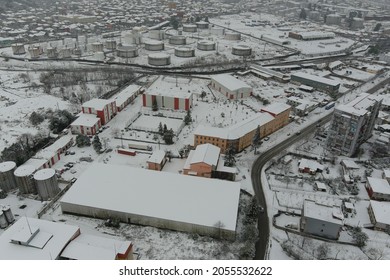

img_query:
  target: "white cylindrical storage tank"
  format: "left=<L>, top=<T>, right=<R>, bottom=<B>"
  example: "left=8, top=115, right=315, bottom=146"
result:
left=183, top=24, right=197, bottom=33
left=169, top=35, right=187, bottom=45
left=210, top=27, right=225, bottom=36
left=197, top=40, right=216, bottom=51
left=92, top=42, right=104, bottom=52
left=224, top=32, right=241, bottom=40
left=144, top=40, right=165, bottom=51
left=0, top=161, right=17, bottom=192
left=232, top=44, right=252, bottom=56
left=2, top=205, right=14, bottom=224
left=47, top=47, right=58, bottom=58
left=14, top=165, right=37, bottom=194
left=148, top=30, right=165, bottom=40
left=0, top=211, right=8, bottom=229
left=105, top=39, right=117, bottom=50
left=196, top=21, right=209, bottom=29
left=148, top=53, right=171, bottom=66
left=34, top=168, right=60, bottom=201
left=175, top=47, right=195, bottom=57
left=11, top=43, right=26, bottom=55
left=116, top=45, right=139, bottom=58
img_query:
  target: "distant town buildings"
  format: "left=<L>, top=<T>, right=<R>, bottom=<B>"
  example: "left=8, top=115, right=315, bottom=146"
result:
left=326, top=93, right=382, bottom=157
left=368, top=201, right=390, bottom=232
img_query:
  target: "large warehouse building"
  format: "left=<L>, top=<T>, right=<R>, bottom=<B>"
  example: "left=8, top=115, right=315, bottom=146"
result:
left=60, top=164, right=240, bottom=240
left=142, top=76, right=195, bottom=111
left=210, top=74, right=253, bottom=100
left=291, top=72, right=340, bottom=93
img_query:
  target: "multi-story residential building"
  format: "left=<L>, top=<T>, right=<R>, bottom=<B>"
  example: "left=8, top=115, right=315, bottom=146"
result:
left=326, top=93, right=382, bottom=157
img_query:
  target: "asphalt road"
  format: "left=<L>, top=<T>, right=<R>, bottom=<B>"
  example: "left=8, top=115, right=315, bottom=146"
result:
left=252, top=113, right=333, bottom=259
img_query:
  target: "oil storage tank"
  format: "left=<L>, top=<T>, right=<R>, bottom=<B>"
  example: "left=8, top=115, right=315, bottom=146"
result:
left=59, top=47, right=72, bottom=58
left=11, top=43, right=26, bottom=55
left=14, top=165, right=37, bottom=194
left=0, top=161, right=17, bottom=192
left=92, top=42, right=104, bottom=52
left=197, top=40, right=216, bottom=51
left=148, top=30, right=165, bottom=40
left=183, top=24, right=197, bottom=33
left=232, top=44, right=252, bottom=56
left=144, top=40, right=165, bottom=51
left=105, top=39, right=117, bottom=50
left=116, top=44, right=139, bottom=58
left=175, top=47, right=195, bottom=57
left=2, top=205, right=14, bottom=224
left=28, top=46, right=40, bottom=58
left=224, top=32, right=241, bottom=40
left=47, top=47, right=58, bottom=58
left=196, top=21, right=209, bottom=29
left=0, top=211, right=7, bottom=229
left=148, top=53, right=171, bottom=66
left=169, top=35, right=187, bottom=45
left=34, top=168, right=60, bottom=201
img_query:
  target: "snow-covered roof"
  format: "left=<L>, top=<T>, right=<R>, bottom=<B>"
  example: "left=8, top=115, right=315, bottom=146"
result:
left=298, top=159, right=324, bottom=172
left=367, top=177, right=390, bottom=195
left=292, top=72, right=340, bottom=87
left=190, top=143, right=220, bottom=166
left=297, top=31, right=335, bottom=40
left=194, top=113, right=274, bottom=140
left=341, top=159, right=360, bottom=169
left=147, top=150, right=166, bottom=164
left=329, top=60, right=344, bottom=69
left=82, top=98, right=113, bottom=110
left=370, top=201, right=390, bottom=226
left=60, top=164, right=240, bottom=232
left=71, top=114, right=100, bottom=127
left=14, top=165, right=36, bottom=177
left=0, top=217, right=79, bottom=260
left=303, top=200, right=343, bottom=225
left=211, top=74, right=252, bottom=92
left=260, top=102, right=291, bottom=116
left=113, top=85, right=141, bottom=107
left=0, top=161, right=16, bottom=172
left=315, top=182, right=327, bottom=191
left=33, top=168, right=55, bottom=181
left=60, top=233, right=132, bottom=260
left=146, top=76, right=197, bottom=98
left=22, top=158, right=47, bottom=170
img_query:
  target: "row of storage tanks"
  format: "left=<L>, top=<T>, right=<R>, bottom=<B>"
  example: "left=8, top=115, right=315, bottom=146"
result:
left=0, top=161, right=60, bottom=202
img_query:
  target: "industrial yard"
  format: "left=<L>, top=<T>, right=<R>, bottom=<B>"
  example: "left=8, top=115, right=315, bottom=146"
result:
left=1, top=0, right=390, bottom=264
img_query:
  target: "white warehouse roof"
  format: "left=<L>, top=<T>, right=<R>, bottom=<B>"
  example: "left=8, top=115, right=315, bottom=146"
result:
left=370, top=200, right=390, bottom=227
left=71, top=114, right=100, bottom=127
left=211, top=74, right=252, bottom=92
left=0, top=217, right=79, bottom=260
left=82, top=98, right=113, bottom=110
left=60, top=164, right=241, bottom=232
left=367, top=177, right=390, bottom=195
left=292, top=72, right=340, bottom=87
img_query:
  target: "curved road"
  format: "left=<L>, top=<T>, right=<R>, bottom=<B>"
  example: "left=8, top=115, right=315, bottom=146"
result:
left=252, top=113, right=333, bottom=259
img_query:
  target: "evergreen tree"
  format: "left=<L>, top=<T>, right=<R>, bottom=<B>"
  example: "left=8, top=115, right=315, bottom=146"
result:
left=252, top=125, right=261, bottom=154
left=184, top=110, right=192, bottom=125
left=152, top=98, right=158, bottom=111
left=92, top=135, right=102, bottom=153
left=200, top=90, right=207, bottom=101
left=76, top=135, right=91, bottom=147
left=374, top=23, right=382, bottom=32
left=163, top=124, right=168, bottom=134
left=29, top=112, right=44, bottom=126
left=224, top=144, right=236, bottom=167
left=158, top=122, right=163, bottom=136
left=299, top=8, right=307, bottom=20
left=163, top=128, right=174, bottom=144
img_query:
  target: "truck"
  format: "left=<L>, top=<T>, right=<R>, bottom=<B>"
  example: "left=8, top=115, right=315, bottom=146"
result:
left=128, top=143, right=152, bottom=151
left=325, top=101, right=336, bottom=110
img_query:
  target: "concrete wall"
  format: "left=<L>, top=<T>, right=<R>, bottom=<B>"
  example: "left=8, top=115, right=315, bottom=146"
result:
left=60, top=202, right=236, bottom=240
